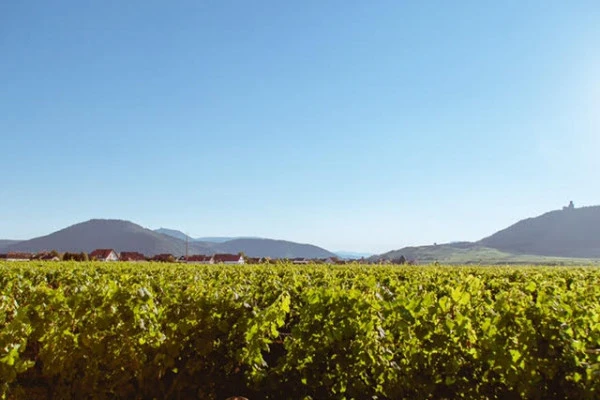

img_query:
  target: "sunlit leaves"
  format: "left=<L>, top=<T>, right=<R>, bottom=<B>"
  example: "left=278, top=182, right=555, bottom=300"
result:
left=1, top=262, right=600, bottom=399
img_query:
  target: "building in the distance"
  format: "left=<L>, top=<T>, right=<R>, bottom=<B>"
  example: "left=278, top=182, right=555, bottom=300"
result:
left=213, top=254, right=245, bottom=264
left=89, top=249, right=119, bottom=261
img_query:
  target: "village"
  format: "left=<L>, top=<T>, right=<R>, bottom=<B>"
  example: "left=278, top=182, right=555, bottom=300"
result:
left=0, top=249, right=375, bottom=264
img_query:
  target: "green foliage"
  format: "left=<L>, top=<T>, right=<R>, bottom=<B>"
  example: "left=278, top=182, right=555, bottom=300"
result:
left=1, top=262, right=600, bottom=399
left=61, top=252, right=88, bottom=262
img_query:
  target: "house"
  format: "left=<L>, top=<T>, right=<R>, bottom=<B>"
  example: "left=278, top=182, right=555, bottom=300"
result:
left=213, top=253, right=244, bottom=264
left=120, top=251, right=146, bottom=262
left=184, top=255, right=214, bottom=264
left=292, top=258, right=310, bottom=265
left=6, top=252, right=33, bottom=261
left=89, top=249, right=119, bottom=262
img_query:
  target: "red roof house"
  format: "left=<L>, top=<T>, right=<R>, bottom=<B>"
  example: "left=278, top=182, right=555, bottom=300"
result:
left=89, top=249, right=119, bottom=261
left=213, top=253, right=244, bottom=264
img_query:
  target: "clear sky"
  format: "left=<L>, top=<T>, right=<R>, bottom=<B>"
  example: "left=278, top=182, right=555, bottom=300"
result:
left=1, top=1, right=599, bottom=253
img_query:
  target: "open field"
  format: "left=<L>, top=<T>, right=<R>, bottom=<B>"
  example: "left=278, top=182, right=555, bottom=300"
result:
left=2, top=262, right=600, bottom=399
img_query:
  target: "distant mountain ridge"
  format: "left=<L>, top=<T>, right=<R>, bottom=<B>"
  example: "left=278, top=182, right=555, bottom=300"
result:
left=2, top=219, right=207, bottom=256
left=377, top=204, right=600, bottom=263
left=155, top=228, right=332, bottom=258
left=335, top=251, right=374, bottom=259
left=4, top=204, right=598, bottom=263
left=153, top=228, right=191, bottom=242
left=0, top=240, right=21, bottom=250
left=1, top=219, right=336, bottom=259
left=155, top=228, right=260, bottom=243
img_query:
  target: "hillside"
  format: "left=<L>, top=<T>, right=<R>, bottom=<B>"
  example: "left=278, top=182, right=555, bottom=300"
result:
left=4, top=219, right=216, bottom=256
left=3, top=219, right=336, bottom=258
left=478, top=205, right=600, bottom=257
left=154, top=228, right=191, bottom=242
left=156, top=228, right=334, bottom=258
left=376, top=243, right=600, bottom=265
left=157, top=228, right=335, bottom=258
left=155, top=228, right=259, bottom=243
left=0, top=240, right=21, bottom=251
left=216, top=238, right=336, bottom=259
left=376, top=204, right=600, bottom=264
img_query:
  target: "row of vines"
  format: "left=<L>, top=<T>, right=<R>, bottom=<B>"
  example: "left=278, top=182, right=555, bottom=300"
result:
left=1, top=262, right=600, bottom=399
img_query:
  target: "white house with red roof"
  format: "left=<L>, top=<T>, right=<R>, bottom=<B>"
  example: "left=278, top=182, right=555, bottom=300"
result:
left=89, top=249, right=119, bottom=261
left=213, top=253, right=244, bottom=264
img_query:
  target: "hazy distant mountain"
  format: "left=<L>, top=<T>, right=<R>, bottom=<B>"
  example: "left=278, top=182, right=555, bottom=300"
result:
left=4, top=219, right=336, bottom=259
left=336, top=251, right=374, bottom=259
left=0, top=240, right=21, bottom=252
left=154, top=228, right=191, bottom=242
left=154, top=228, right=331, bottom=257
left=154, top=228, right=259, bottom=243
left=196, top=236, right=260, bottom=243
left=376, top=205, right=600, bottom=263
left=478, top=205, right=600, bottom=258
left=217, top=238, right=336, bottom=259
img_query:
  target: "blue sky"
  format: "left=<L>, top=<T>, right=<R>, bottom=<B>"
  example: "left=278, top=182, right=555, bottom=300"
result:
left=1, top=1, right=599, bottom=253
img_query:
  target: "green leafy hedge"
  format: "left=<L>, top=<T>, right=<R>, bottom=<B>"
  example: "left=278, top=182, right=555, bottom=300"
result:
left=1, top=262, right=600, bottom=399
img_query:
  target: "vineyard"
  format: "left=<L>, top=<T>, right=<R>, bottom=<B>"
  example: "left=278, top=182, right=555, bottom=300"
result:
left=1, top=262, right=600, bottom=399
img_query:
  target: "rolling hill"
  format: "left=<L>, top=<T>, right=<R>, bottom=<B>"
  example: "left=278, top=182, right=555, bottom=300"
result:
left=154, top=228, right=259, bottom=243
left=478, top=205, right=600, bottom=258
left=153, top=228, right=191, bottom=242
left=377, top=205, right=600, bottom=264
left=216, top=238, right=334, bottom=259
left=376, top=243, right=600, bottom=265
left=2, top=219, right=336, bottom=258
left=156, top=228, right=334, bottom=258
left=2, top=219, right=214, bottom=256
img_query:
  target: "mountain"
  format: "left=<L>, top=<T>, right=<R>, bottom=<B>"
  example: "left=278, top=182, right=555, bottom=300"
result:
left=336, top=251, right=374, bottom=259
left=154, top=228, right=192, bottom=242
left=196, top=236, right=260, bottom=243
left=478, top=205, right=600, bottom=258
left=154, top=229, right=259, bottom=243
left=4, top=219, right=336, bottom=259
left=375, top=243, right=599, bottom=265
left=376, top=205, right=600, bottom=263
left=216, top=238, right=336, bottom=259
left=4, top=219, right=216, bottom=256
left=155, top=228, right=332, bottom=258
left=0, top=240, right=21, bottom=251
